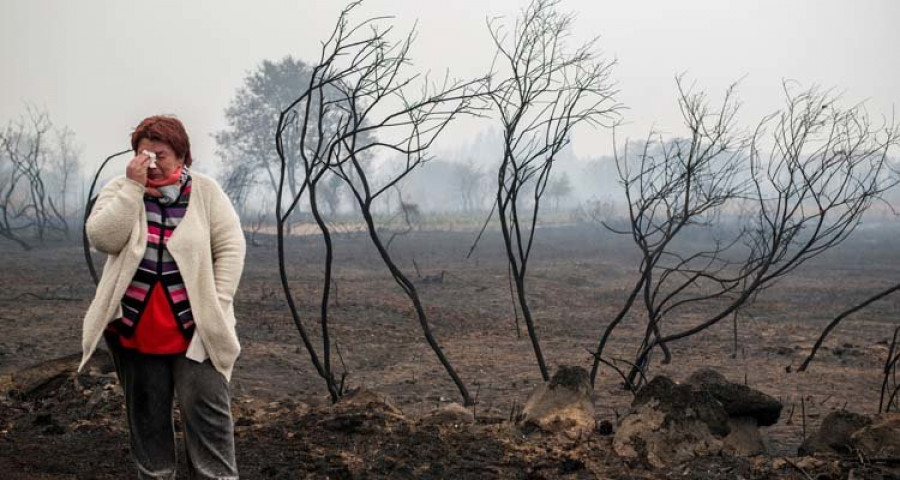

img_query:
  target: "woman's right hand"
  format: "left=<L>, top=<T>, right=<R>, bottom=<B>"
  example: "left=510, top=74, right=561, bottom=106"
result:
left=126, top=152, right=150, bottom=185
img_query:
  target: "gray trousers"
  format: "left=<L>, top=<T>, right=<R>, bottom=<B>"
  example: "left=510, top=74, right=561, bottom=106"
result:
left=105, top=334, right=239, bottom=479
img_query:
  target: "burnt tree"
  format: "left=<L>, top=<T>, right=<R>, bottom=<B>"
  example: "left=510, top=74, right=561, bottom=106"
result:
left=487, top=0, right=619, bottom=381
left=1, top=107, right=81, bottom=249
left=591, top=79, right=899, bottom=390
left=275, top=1, right=488, bottom=404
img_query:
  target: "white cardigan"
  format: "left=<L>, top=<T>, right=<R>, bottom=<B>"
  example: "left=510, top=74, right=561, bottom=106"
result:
left=80, top=172, right=246, bottom=381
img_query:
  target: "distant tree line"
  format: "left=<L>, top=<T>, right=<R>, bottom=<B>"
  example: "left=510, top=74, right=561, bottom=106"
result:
left=0, top=106, right=81, bottom=250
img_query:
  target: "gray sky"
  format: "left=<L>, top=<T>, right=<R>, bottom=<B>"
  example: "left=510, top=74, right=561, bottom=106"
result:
left=2, top=0, right=898, bottom=177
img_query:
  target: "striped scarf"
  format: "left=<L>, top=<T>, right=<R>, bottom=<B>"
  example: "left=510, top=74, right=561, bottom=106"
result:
left=114, top=170, right=195, bottom=339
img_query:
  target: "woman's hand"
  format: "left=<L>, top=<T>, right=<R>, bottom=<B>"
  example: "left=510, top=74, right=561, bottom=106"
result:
left=125, top=153, right=162, bottom=197
left=126, top=152, right=151, bottom=185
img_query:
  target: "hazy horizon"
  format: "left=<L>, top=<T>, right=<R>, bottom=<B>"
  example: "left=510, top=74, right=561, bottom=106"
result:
left=2, top=0, right=898, bottom=179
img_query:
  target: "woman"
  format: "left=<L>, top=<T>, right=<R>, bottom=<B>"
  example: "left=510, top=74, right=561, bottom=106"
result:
left=79, top=115, right=245, bottom=479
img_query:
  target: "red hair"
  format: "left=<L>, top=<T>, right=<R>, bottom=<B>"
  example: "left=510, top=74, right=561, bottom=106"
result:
left=131, top=115, right=193, bottom=167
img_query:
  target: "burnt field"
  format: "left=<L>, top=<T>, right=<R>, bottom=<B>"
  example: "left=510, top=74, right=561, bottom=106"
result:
left=1, top=223, right=899, bottom=478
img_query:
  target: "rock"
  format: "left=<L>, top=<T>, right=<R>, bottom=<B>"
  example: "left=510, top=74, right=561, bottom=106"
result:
left=799, top=409, right=872, bottom=456
left=419, top=402, right=474, bottom=426
left=613, top=376, right=729, bottom=468
left=850, top=413, right=900, bottom=459
left=723, top=416, right=766, bottom=456
left=614, top=401, right=724, bottom=468
left=687, top=368, right=783, bottom=426
left=634, top=375, right=730, bottom=436
left=682, top=368, right=783, bottom=457
left=548, top=365, right=592, bottom=394
left=519, top=365, right=595, bottom=438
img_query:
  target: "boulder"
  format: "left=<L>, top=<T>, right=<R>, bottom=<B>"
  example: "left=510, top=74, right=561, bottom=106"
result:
left=687, top=368, right=783, bottom=426
left=723, top=416, right=766, bottom=456
left=799, top=409, right=872, bottom=456
left=850, top=414, right=900, bottom=459
left=634, top=375, right=730, bottom=436
left=520, top=365, right=595, bottom=438
left=419, top=402, right=475, bottom=426
left=613, top=376, right=729, bottom=467
left=687, top=368, right=782, bottom=456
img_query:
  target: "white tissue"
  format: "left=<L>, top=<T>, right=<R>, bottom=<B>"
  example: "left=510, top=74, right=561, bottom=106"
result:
left=142, top=150, right=158, bottom=168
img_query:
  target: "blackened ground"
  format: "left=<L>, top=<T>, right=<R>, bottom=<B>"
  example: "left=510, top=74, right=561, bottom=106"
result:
left=2, top=368, right=873, bottom=479
left=3, top=223, right=900, bottom=478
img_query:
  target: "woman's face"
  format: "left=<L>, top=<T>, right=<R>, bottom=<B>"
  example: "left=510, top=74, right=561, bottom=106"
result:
left=137, top=138, right=184, bottom=181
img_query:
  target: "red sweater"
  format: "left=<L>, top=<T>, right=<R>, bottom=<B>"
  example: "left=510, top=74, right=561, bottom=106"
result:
left=115, top=282, right=190, bottom=353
